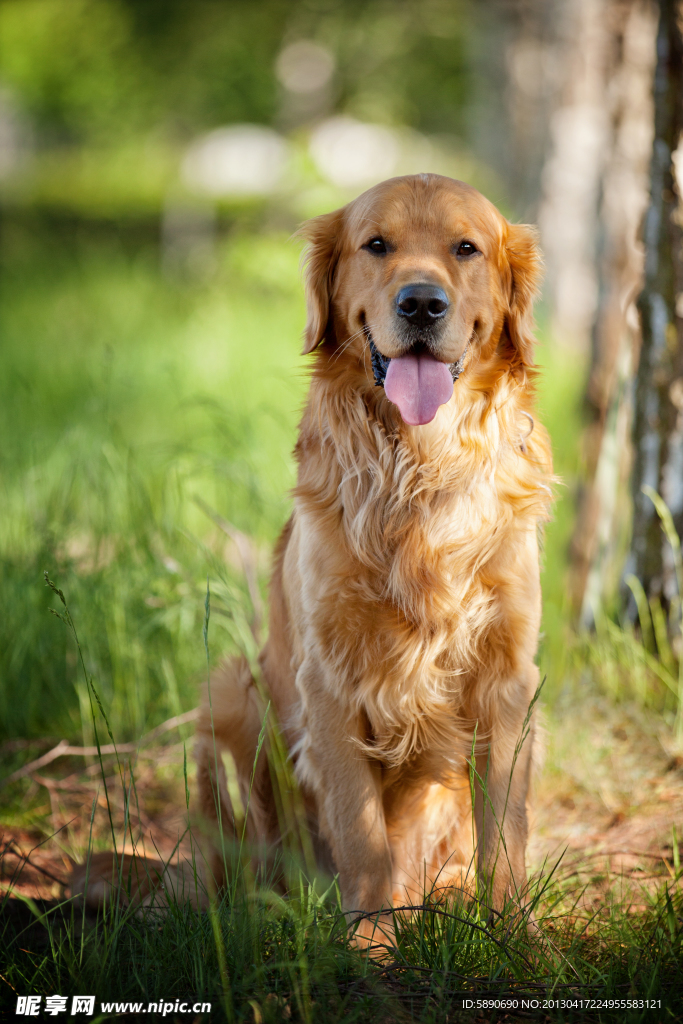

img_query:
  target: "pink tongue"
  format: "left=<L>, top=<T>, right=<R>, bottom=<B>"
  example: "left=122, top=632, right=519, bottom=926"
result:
left=384, top=351, right=454, bottom=425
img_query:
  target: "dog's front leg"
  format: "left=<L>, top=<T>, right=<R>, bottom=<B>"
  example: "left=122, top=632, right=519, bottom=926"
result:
left=297, top=657, right=393, bottom=938
left=473, top=707, right=535, bottom=915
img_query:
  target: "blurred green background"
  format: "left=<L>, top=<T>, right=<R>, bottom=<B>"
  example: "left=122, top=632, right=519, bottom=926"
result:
left=0, top=0, right=580, bottom=749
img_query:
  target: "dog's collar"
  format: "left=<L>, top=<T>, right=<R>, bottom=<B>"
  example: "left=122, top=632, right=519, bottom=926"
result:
left=367, top=332, right=468, bottom=388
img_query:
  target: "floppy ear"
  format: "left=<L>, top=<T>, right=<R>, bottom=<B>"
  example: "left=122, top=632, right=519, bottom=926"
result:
left=504, top=222, right=543, bottom=369
left=299, top=207, right=344, bottom=354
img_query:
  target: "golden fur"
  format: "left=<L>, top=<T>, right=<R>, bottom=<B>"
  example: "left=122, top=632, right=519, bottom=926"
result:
left=74, top=174, right=552, bottom=932
left=195, top=174, right=553, bottom=933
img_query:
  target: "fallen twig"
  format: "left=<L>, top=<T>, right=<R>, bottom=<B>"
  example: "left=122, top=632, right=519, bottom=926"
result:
left=0, top=709, right=198, bottom=788
left=0, top=841, right=68, bottom=888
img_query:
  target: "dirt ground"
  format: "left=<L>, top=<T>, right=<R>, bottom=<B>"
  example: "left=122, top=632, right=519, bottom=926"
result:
left=528, top=694, right=683, bottom=909
left=2, top=694, right=682, bottom=909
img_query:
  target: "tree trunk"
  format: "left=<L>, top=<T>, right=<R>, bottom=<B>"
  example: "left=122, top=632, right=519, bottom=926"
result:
left=541, top=0, right=656, bottom=623
left=628, top=0, right=683, bottom=612
left=574, top=0, right=656, bottom=625
left=537, top=0, right=611, bottom=357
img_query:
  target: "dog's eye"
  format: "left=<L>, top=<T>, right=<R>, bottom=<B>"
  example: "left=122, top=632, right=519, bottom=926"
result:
left=364, top=237, right=387, bottom=254
left=456, top=241, right=478, bottom=257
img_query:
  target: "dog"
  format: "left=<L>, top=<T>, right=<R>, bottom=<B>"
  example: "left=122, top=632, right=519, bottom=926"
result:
left=192, top=173, right=553, bottom=939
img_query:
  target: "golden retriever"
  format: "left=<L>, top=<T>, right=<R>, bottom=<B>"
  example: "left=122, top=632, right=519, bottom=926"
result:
left=192, top=173, right=553, bottom=937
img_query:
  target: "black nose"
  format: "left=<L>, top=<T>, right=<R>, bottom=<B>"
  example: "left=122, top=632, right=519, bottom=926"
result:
left=396, top=284, right=449, bottom=327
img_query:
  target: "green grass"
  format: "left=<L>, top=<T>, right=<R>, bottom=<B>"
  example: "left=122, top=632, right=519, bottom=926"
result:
left=0, top=221, right=308, bottom=745
left=3, top=869, right=682, bottom=1022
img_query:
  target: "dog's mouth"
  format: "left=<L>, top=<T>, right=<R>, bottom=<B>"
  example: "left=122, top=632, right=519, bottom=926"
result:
left=364, top=324, right=468, bottom=427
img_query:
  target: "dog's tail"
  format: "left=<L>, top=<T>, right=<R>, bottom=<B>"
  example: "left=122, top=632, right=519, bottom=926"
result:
left=69, top=658, right=279, bottom=912
left=195, top=656, right=280, bottom=887
left=70, top=849, right=209, bottom=913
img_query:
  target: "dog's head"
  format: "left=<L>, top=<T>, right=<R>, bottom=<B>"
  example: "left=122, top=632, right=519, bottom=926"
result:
left=300, top=174, right=542, bottom=426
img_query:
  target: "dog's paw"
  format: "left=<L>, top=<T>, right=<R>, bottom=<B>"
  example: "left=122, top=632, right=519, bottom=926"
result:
left=348, top=910, right=397, bottom=955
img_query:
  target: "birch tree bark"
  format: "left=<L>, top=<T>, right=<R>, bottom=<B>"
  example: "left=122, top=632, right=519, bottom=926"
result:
left=628, top=0, right=683, bottom=611
left=574, top=0, right=657, bottom=624
left=537, top=0, right=656, bottom=623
